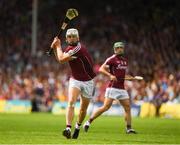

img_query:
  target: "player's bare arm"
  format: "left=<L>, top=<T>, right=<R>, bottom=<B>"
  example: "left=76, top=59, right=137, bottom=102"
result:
left=99, top=63, right=117, bottom=81
left=51, top=37, right=75, bottom=63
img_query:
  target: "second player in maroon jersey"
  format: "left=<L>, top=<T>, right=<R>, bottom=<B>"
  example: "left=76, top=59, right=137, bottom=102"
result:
left=83, top=41, right=143, bottom=134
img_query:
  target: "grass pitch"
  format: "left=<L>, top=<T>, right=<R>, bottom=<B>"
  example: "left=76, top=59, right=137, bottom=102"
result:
left=0, top=113, right=180, bottom=144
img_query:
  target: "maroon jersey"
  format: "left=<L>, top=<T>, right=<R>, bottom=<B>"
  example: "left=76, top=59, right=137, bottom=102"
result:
left=104, top=54, right=128, bottom=89
left=65, top=42, right=96, bottom=81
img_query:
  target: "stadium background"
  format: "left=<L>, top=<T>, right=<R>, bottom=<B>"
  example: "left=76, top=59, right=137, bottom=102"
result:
left=0, top=0, right=180, bottom=118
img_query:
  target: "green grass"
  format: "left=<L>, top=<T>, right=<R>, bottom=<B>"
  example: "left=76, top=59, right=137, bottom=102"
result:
left=0, top=113, right=180, bottom=144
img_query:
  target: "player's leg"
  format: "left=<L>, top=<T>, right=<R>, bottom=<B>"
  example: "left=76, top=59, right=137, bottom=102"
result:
left=66, top=87, right=80, bottom=126
left=63, top=86, right=80, bottom=139
left=72, top=96, right=90, bottom=139
left=119, top=98, right=136, bottom=134
left=83, top=97, right=113, bottom=132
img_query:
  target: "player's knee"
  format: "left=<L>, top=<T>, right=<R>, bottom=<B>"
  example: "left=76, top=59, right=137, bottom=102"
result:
left=67, top=101, right=75, bottom=108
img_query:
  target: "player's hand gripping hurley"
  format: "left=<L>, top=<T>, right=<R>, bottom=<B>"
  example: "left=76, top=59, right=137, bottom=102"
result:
left=47, top=8, right=78, bottom=56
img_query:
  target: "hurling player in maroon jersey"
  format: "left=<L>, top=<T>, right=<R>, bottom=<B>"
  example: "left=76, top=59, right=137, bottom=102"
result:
left=83, top=42, right=143, bottom=134
left=51, top=28, right=96, bottom=139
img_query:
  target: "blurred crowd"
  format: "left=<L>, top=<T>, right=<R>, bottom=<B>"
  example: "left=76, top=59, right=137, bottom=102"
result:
left=0, top=0, right=179, bottom=112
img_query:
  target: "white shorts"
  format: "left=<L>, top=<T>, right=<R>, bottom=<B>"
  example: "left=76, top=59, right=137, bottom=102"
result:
left=105, top=87, right=129, bottom=100
left=69, top=78, right=94, bottom=99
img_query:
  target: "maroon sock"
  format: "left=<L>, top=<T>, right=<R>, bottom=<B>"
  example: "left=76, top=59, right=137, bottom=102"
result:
left=66, top=125, right=72, bottom=128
